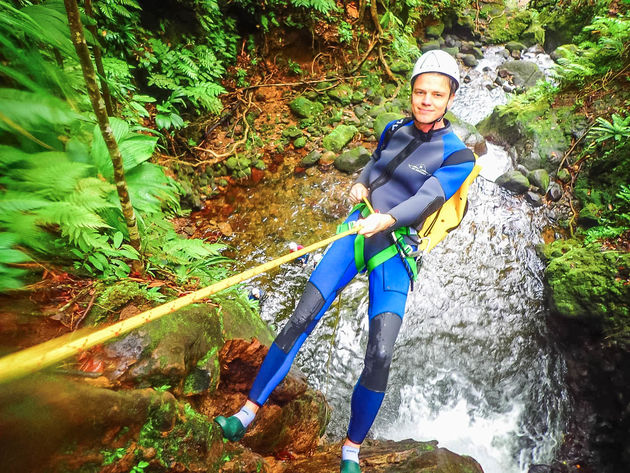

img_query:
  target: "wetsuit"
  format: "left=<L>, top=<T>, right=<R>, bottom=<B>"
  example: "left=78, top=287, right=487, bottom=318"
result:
left=249, top=118, right=475, bottom=443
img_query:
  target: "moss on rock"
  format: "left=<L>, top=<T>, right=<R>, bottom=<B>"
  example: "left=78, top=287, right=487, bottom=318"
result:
left=544, top=240, right=630, bottom=335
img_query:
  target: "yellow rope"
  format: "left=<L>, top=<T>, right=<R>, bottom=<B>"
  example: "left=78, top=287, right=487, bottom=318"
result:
left=0, top=226, right=360, bottom=385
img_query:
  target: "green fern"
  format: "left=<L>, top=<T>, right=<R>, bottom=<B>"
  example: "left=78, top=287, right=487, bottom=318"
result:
left=0, top=232, right=29, bottom=292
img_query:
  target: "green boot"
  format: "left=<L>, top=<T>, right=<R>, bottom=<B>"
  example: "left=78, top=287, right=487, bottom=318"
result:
left=214, top=415, right=246, bottom=442
left=340, top=460, right=361, bottom=473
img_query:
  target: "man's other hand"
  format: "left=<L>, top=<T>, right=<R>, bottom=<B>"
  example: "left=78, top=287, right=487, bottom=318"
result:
left=349, top=183, right=368, bottom=204
left=358, top=213, right=395, bottom=238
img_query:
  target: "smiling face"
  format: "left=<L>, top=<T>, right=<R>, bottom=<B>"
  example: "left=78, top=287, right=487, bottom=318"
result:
left=410, top=72, right=455, bottom=131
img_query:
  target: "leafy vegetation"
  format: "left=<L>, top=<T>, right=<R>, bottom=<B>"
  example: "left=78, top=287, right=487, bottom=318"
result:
left=0, top=0, right=231, bottom=290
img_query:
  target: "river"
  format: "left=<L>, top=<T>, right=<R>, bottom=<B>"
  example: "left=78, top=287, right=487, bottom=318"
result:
left=222, top=46, right=568, bottom=473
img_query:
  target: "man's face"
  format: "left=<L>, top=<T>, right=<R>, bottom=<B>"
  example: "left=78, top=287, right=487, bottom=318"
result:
left=410, top=73, right=455, bottom=125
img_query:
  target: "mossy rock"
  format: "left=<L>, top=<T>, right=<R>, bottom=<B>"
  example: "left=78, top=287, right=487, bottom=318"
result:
left=498, top=60, right=544, bottom=89
left=300, top=150, right=321, bottom=167
left=389, top=60, right=413, bottom=74
left=322, top=124, right=358, bottom=152
left=282, top=125, right=303, bottom=139
left=551, top=44, right=579, bottom=61
left=544, top=241, right=630, bottom=330
left=293, top=136, right=307, bottom=149
left=334, top=146, right=371, bottom=173
left=289, top=96, right=324, bottom=119
left=421, top=39, right=441, bottom=52
left=505, top=41, right=526, bottom=53
left=496, top=170, right=530, bottom=194
left=374, top=112, right=405, bottom=139
left=485, top=10, right=532, bottom=44
left=527, top=169, right=550, bottom=193
left=328, top=84, right=353, bottom=106
left=425, top=22, right=445, bottom=38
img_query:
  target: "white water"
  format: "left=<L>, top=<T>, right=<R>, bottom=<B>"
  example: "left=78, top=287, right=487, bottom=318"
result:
left=233, top=45, right=567, bottom=473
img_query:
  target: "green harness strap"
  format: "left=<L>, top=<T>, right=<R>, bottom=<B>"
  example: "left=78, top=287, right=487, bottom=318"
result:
left=336, top=204, right=418, bottom=281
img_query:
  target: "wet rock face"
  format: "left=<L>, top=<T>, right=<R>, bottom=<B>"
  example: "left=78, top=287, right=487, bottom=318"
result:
left=200, top=338, right=330, bottom=456
left=283, top=439, right=484, bottom=473
left=547, top=316, right=630, bottom=473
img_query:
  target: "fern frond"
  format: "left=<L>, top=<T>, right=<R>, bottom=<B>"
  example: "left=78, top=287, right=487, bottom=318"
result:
left=18, top=153, right=92, bottom=200
left=0, top=191, right=50, bottom=213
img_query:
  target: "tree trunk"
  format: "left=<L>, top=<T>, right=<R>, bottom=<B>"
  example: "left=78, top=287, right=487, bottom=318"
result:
left=63, top=0, right=144, bottom=273
left=84, top=0, right=114, bottom=116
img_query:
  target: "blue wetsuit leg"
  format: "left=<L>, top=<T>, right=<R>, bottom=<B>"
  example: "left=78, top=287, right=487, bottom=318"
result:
left=248, top=212, right=361, bottom=406
left=347, top=253, right=410, bottom=443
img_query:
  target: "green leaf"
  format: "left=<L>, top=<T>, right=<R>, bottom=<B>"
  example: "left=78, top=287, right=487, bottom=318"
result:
left=113, top=232, right=124, bottom=249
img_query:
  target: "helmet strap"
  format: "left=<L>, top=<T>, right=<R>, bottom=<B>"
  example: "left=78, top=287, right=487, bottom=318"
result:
left=418, top=107, right=448, bottom=142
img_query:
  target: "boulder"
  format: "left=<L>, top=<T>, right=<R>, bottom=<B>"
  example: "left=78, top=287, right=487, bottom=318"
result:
left=498, top=60, right=544, bottom=88
left=322, top=124, right=358, bottom=152
left=334, top=146, right=371, bottom=173
left=528, top=169, right=550, bottom=193
left=289, top=96, right=324, bottom=119
left=496, top=170, right=530, bottom=194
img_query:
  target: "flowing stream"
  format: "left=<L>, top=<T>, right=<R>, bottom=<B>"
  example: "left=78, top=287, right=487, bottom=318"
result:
left=223, top=46, right=568, bottom=473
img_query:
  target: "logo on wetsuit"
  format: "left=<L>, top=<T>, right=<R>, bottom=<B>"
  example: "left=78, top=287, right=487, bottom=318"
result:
left=408, top=163, right=430, bottom=176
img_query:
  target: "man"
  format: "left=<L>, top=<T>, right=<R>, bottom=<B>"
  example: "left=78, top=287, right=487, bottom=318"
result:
left=215, top=50, right=476, bottom=473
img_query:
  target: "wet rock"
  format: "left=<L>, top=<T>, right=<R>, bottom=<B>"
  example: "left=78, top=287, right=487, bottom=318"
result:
left=511, top=49, right=522, bottom=59
left=530, top=44, right=546, bottom=54
left=498, top=48, right=510, bottom=59
left=446, top=112, right=487, bottom=156
left=334, top=146, right=371, bottom=173
left=503, top=83, right=516, bottom=93
left=496, top=170, right=530, bottom=194
left=471, top=46, right=484, bottom=59
left=322, top=124, right=358, bottom=152
left=289, top=96, right=324, bottom=119
left=443, top=46, right=460, bottom=57
left=547, top=182, right=563, bottom=202
left=528, top=169, right=550, bottom=193
left=420, top=39, right=441, bottom=52
left=286, top=439, right=484, bottom=473
left=462, top=54, right=479, bottom=67
left=498, top=60, right=544, bottom=89
left=300, top=150, right=321, bottom=167
left=526, top=191, right=543, bottom=207
left=506, top=41, right=526, bottom=53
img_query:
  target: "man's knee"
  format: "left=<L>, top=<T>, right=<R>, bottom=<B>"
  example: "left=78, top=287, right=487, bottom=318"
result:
left=360, top=312, right=402, bottom=392
left=275, top=282, right=325, bottom=353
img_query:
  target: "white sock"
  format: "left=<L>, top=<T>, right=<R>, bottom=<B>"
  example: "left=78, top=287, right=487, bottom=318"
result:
left=342, top=445, right=360, bottom=464
left=233, top=405, right=256, bottom=429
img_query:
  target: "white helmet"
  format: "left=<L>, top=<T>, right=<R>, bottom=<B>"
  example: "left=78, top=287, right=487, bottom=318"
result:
left=410, top=50, right=460, bottom=91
